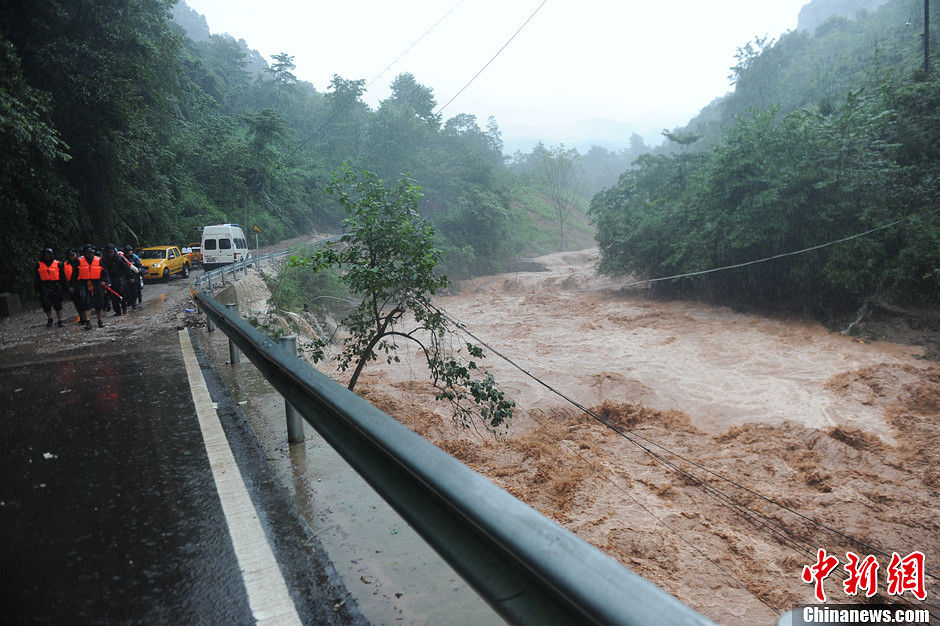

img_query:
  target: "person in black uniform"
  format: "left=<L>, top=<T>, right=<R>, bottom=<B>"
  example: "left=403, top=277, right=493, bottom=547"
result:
left=102, top=243, right=133, bottom=316
left=34, top=248, right=67, bottom=328
left=122, top=245, right=143, bottom=307
left=63, top=248, right=83, bottom=324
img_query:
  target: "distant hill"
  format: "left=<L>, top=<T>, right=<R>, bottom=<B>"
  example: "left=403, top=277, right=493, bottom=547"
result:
left=797, top=0, right=892, bottom=33
left=503, top=118, right=652, bottom=155
left=657, top=0, right=931, bottom=155
left=171, top=2, right=270, bottom=77
left=508, top=1, right=901, bottom=154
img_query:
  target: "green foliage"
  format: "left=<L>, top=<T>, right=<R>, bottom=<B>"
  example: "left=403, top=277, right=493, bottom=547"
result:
left=436, top=187, right=515, bottom=278
left=266, top=246, right=350, bottom=317
left=592, top=27, right=940, bottom=315
left=533, top=145, right=587, bottom=250
left=5, top=0, right=619, bottom=302
left=0, top=36, right=77, bottom=292
left=0, top=4, right=540, bottom=299
left=289, top=169, right=513, bottom=433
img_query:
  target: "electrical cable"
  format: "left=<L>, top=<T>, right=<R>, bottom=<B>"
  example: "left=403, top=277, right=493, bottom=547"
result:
left=522, top=407, right=782, bottom=616
left=431, top=296, right=939, bottom=586
left=568, top=219, right=906, bottom=296
left=440, top=306, right=938, bottom=611
left=436, top=0, right=549, bottom=116
left=467, top=218, right=907, bottom=306
left=366, top=1, right=466, bottom=91
left=470, top=216, right=908, bottom=329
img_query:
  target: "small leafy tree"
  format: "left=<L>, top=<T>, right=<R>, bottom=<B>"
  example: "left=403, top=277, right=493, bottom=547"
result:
left=290, top=168, right=514, bottom=433
left=534, top=144, right=586, bottom=250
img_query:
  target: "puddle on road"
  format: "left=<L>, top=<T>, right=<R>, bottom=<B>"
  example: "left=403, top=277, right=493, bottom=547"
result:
left=198, top=328, right=503, bottom=626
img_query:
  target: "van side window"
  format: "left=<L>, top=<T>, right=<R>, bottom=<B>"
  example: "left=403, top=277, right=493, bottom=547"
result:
left=219, top=238, right=232, bottom=250
left=204, top=239, right=217, bottom=250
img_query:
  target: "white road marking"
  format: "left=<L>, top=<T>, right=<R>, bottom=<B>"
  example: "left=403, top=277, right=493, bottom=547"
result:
left=179, top=329, right=302, bottom=626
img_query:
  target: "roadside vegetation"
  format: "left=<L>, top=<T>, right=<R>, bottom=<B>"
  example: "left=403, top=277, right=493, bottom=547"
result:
left=264, top=247, right=350, bottom=318
left=592, top=2, right=940, bottom=317
left=0, top=1, right=602, bottom=299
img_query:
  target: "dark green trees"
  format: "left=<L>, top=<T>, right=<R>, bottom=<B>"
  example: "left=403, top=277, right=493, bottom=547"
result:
left=592, top=69, right=939, bottom=315
left=0, top=0, right=182, bottom=290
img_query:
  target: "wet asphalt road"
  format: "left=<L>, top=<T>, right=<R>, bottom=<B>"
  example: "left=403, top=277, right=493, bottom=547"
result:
left=0, top=325, right=365, bottom=625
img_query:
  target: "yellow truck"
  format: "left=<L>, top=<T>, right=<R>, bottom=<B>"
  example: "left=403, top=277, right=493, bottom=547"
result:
left=138, top=246, right=192, bottom=281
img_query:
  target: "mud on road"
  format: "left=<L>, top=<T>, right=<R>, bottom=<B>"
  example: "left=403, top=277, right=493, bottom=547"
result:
left=340, top=250, right=939, bottom=624
left=0, top=272, right=201, bottom=364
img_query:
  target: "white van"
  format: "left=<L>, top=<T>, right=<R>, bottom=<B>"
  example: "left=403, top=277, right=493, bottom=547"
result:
left=201, top=224, right=250, bottom=270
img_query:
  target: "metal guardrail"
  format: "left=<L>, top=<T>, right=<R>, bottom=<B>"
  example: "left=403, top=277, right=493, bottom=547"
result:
left=194, top=236, right=343, bottom=289
left=191, top=245, right=714, bottom=626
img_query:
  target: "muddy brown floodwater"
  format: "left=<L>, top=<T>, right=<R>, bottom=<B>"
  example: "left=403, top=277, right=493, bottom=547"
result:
left=337, top=249, right=939, bottom=625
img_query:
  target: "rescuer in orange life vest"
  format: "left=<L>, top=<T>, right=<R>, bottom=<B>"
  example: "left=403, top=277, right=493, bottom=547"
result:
left=34, top=248, right=67, bottom=328
left=71, top=244, right=111, bottom=330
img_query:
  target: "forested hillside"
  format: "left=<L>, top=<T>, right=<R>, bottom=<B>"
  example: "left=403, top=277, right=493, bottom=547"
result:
left=0, top=0, right=600, bottom=297
left=591, top=0, right=939, bottom=316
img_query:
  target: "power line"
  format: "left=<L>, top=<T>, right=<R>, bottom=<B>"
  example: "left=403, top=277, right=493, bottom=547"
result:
left=430, top=210, right=938, bottom=574
left=436, top=0, right=549, bottom=116
left=436, top=304, right=938, bottom=614
left=470, top=217, right=907, bottom=306
left=522, top=407, right=782, bottom=616
left=575, top=219, right=906, bottom=294
left=366, top=1, right=466, bottom=91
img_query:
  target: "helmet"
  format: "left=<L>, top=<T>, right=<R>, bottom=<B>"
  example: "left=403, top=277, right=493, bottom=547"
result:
left=82, top=243, right=95, bottom=253
left=105, top=243, right=117, bottom=252
left=42, top=248, right=54, bottom=257
left=123, top=245, right=134, bottom=253
left=67, top=248, right=77, bottom=257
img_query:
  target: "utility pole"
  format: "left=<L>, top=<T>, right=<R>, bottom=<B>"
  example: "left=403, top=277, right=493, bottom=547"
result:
left=926, top=0, right=931, bottom=74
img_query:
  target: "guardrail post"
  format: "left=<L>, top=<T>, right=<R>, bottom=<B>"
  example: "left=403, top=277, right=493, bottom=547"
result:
left=279, top=335, right=304, bottom=444
left=206, top=273, right=213, bottom=291
left=202, top=285, right=216, bottom=332
left=224, top=303, right=240, bottom=364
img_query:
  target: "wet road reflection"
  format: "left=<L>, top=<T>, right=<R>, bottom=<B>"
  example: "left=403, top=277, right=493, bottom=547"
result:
left=0, top=332, right=249, bottom=624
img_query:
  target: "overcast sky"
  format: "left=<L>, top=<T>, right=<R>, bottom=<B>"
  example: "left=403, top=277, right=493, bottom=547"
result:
left=182, top=0, right=811, bottom=148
